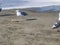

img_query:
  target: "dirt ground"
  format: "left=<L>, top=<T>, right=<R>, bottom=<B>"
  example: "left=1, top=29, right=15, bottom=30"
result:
left=0, top=9, right=60, bottom=45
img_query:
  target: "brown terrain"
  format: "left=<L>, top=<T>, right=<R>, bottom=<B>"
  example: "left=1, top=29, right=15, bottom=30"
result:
left=0, top=9, right=60, bottom=45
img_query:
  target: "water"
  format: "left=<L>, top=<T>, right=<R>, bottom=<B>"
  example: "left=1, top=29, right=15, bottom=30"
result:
left=0, top=0, right=29, bottom=8
left=0, top=0, right=60, bottom=12
left=0, top=0, right=60, bottom=8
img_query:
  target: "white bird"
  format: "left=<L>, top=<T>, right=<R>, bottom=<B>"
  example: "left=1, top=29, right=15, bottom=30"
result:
left=16, top=10, right=27, bottom=16
left=52, top=21, right=60, bottom=29
left=16, top=10, right=22, bottom=16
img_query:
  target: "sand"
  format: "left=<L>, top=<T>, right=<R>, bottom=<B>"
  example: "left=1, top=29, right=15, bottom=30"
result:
left=0, top=9, right=60, bottom=45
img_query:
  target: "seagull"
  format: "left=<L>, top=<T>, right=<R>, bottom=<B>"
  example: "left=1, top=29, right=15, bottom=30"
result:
left=16, top=10, right=22, bottom=16
left=52, top=21, right=60, bottom=29
left=52, top=13, right=60, bottom=29
left=16, top=10, right=27, bottom=16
